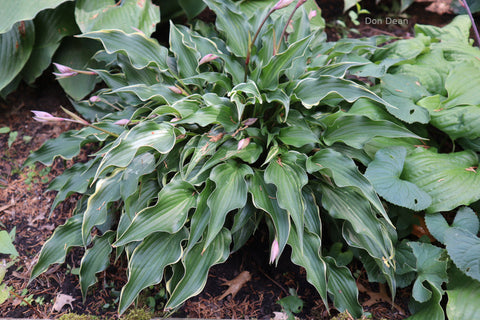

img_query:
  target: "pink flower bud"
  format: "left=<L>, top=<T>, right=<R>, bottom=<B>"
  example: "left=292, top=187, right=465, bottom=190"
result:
left=168, top=86, right=183, bottom=95
left=89, top=96, right=101, bottom=103
left=53, top=63, right=78, bottom=79
left=113, top=119, right=130, bottom=125
left=237, top=137, right=251, bottom=150
left=273, top=0, right=295, bottom=10
left=31, top=110, right=67, bottom=123
left=199, top=54, right=219, bottom=65
left=269, top=239, right=280, bottom=264
left=243, top=118, right=257, bottom=126
left=308, top=9, right=317, bottom=20
left=295, top=0, right=307, bottom=8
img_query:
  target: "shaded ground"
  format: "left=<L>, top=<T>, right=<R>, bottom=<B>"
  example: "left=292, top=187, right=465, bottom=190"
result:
left=0, top=1, right=467, bottom=318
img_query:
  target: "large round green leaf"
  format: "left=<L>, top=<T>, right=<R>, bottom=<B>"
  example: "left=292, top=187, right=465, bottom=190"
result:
left=447, top=266, right=480, bottom=320
left=365, top=147, right=432, bottom=211
left=403, top=148, right=480, bottom=213
left=0, top=20, right=34, bottom=91
left=75, top=0, right=159, bottom=36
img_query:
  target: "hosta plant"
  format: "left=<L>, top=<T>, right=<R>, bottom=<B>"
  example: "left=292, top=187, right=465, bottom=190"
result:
left=26, top=0, right=480, bottom=318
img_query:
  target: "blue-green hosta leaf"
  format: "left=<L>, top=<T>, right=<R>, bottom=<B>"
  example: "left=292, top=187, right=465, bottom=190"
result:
left=303, top=187, right=322, bottom=238
left=425, top=207, right=479, bottom=244
left=445, top=228, right=480, bottom=282
left=444, top=62, right=480, bottom=107
left=0, top=20, right=34, bottom=91
left=278, top=125, right=319, bottom=148
left=119, top=229, right=188, bottom=314
left=24, top=131, right=87, bottom=166
left=79, top=29, right=169, bottom=71
left=31, top=214, right=84, bottom=281
left=446, top=265, right=480, bottom=320
left=371, top=37, right=426, bottom=69
left=319, top=183, right=396, bottom=288
left=115, top=181, right=197, bottom=246
left=324, top=257, right=363, bottom=318
left=288, top=228, right=328, bottom=309
left=22, top=2, right=78, bottom=84
left=79, top=231, right=115, bottom=299
left=186, top=181, right=213, bottom=253
left=205, top=162, right=252, bottom=250
left=95, top=121, right=175, bottom=178
left=119, top=152, right=156, bottom=200
left=365, top=147, right=432, bottom=211
left=184, top=73, right=233, bottom=91
left=380, top=74, right=430, bottom=124
left=249, top=170, right=290, bottom=264
left=82, top=171, right=122, bottom=243
left=420, top=95, right=480, bottom=140
left=408, top=242, right=448, bottom=303
left=265, top=152, right=308, bottom=253
left=263, top=89, right=290, bottom=120
left=403, top=148, right=480, bottom=213
left=231, top=202, right=256, bottom=252
left=306, top=148, right=388, bottom=221
left=204, top=0, right=249, bottom=57
left=322, top=114, right=422, bottom=149
left=292, top=76, right=397, bottom=112
left=166, top=228, right=231, bottom=309
left=169, top=22, right=199, bottom=78
left=229, top=80, right=262, bottom=119
left=111, top=83, right=184, bottom=105
left=75, top=0, right=159, bottom=36
left=407, top=282, right=444, bottom=320
left=0, top=0, right=72, bottom=33
left=175, top=105, right=235, bottom=130
left=47, top=159, right=98, bottom=215
left=259, top=35, right=312, bottom=89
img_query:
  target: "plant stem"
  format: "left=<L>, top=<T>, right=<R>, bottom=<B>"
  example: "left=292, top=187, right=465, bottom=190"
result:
left=89, top=124, right=120, bottom=138
left=244, top=8, right=276, bottom=81
left=276, top=0, right=307, bottom=53
left=9, top=290, right=44, bottom=318
left=462, top=0, right=480, bottom=48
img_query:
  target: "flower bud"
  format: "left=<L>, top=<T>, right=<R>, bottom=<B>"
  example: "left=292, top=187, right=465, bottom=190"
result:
left=89, top=96, right=101, bottom=103
left=199, top=54, right=219, bottom=65
left=31, top=110, right=67, bottom=123
left=273, top=0, right=295, bottom=10
left=237, top=137, right=251, bottom=150
left=243, top=118, right=258, bottom=126
left=113, top=119, right=130, bottom=125
left=52, top=63, right=78, bottom=79
left=308, top=9, right=317, bottom=20
left=168, top=86, right=183, bottom=95
left=269, top=239, right=280, bottom=264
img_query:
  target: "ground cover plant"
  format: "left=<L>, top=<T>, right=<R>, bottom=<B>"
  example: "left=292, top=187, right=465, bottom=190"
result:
left=20, top=0, right=480, bottom=318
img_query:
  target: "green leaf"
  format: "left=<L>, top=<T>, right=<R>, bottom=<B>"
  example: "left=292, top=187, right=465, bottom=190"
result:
left=444, top=62, right=480, bottom=107
left=408, top=242, right=447, bottom=303
left=0, top=230, right=18, bottom=256
left=0, top=20, right=35, bottom=91
left=425, top=207, right=479, bottom=244
left=306, top=148, right=388, bottom=220
left=324, top=257, right=363, bottom=318
left=278, top=125, right=319, bottom=147
left=169, top=22, right=199, bottom=78
left=31, top=214, right=84, bottom=280
left=119, top=152, right=156, bottom=200
left=112, top=84, right=183, bottom=105
left=75, top=0, right=159, bottom=36
left=205, top=162, right=252, bottom=250
left=365, top=147, right=432, bottom=211
left=407, top=282, right=444, bottom=320
left=119, top=229, right=188, bottom=314
left=186, top=181, right=213, bottom=253
left=79, top=29, right=169, bottom=71
left=82, top=171, right=122, bottom=243
left=447, top=265, right=480, bottom=320
left=0, top=0, right=72, bottom=33
left=115, top=180, right=196, bottom=246
left=54, top=37, right=102, bottom=100
left=95, top=121, right=175, bottom=178
left=24, top=131, right=86, bottom=166
left=292, top=76, right=398, bottom=114
left=265, top=153, right=308, bottom=253
left=403, top=148, right=480, bottom=213
left=165, top=228, right=231, bottom=309
left=249, top=169, right=290, bottom=264
left=178, top=0, right=206, bottom=20
left=445, top=228, right=480, bottom=282
left=21, top=1, right=78, bottom=84
left=322, top=114, right=422, bottom=149
left=79, top=231, right=115, bottom=299
left=288, top=228, right=328, bottom=309
left=203, top=0, right=249, bottom=57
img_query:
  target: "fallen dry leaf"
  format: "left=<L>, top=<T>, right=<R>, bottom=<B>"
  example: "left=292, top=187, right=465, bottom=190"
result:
left=217, top=270, right=251, bottom=300
left=52, top=293, right=75, bottom=312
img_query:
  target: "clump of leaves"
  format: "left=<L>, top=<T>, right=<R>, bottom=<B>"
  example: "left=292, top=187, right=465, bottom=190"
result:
left=26, top=0, right=480, bottom=318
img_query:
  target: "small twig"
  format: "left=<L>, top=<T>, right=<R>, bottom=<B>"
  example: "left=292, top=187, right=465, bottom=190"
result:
left=9, top=290, right=45, bottom=318
left=462, top=0, right=480, bottom=48
left=258, top=268, right=289, bottom=295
